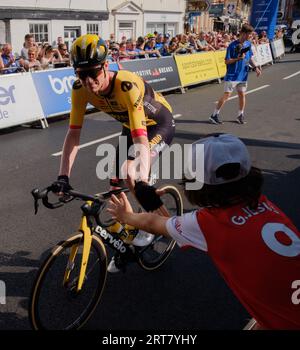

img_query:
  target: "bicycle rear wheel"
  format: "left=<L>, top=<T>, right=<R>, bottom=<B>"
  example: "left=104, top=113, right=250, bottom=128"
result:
left=29, top=233, right=107, bottom=330
left=137, top=185, right=183, bottom=271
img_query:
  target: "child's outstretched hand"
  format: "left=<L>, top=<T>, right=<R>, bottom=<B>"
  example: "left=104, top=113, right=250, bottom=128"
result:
left=107, top=192, right=133, bottom=223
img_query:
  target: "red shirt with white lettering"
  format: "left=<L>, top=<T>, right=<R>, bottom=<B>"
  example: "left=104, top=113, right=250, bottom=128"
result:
left=166, top=195, right=300, bottom=329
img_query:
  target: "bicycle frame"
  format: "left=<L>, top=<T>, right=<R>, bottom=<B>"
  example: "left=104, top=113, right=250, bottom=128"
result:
left=63, top=202, right=93, bottom=292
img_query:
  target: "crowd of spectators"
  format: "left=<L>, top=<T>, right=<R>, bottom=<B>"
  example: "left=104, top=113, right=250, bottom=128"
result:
left=0, top=33, right=70, bottom=74
left=106, top=30, right=272, bottom=62
left=0, top=28, right=275, bottom=74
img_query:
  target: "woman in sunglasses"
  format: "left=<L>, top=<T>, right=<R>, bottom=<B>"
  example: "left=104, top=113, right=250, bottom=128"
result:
left=53, top=34, right=176, bottom=271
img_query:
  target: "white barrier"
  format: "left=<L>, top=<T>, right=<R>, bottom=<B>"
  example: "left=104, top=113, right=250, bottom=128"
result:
left=271, top=39, right=285, bottom=59
left=0, top=72, right=45, bottom=130
left=251, top=43, right=273, bottom=67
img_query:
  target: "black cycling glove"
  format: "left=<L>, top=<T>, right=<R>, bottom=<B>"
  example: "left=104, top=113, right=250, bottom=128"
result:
left=52, top=175, right=73, bottom=194
left=134, top=181, right=163, bottom=212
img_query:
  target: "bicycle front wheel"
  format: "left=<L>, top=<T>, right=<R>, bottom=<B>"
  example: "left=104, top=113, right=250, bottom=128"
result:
left=29, top=233, right=107, bottom=330
left=138, top=185, right=183, bottom=271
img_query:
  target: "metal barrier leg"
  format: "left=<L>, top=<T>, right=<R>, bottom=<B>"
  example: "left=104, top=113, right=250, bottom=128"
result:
left=43, top=117, right=49, bottom=128
left=39, top=119, right=46, bottom=129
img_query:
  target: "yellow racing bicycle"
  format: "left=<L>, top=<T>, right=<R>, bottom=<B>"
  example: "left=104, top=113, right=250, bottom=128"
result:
left=29, top=184, right=182, bottom=330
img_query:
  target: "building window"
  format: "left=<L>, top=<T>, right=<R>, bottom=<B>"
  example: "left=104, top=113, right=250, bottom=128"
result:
left=29, top=23, right=48, bottom=43
left=87, top=23, right=99, bottom=35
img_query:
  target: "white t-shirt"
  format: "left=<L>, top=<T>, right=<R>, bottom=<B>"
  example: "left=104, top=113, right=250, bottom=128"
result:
left=166, top=211, right=208, bottom=251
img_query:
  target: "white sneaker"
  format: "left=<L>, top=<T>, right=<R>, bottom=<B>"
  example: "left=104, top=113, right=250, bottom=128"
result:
left=107, top=257, right=121, bottom=273
left=131, top=230, right=155, bottom=247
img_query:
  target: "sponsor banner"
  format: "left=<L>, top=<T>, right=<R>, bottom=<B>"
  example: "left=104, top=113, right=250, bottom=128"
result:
left=251, top=44, right=273, bottom=66
left=120, top=57, right=181, bottom=92
left=250, top=0, right=279, bottom=40
left=251, top=44, right=260, bottom=66
left=32, top=63, right=119, bottom=118
left=257, top=43, right=273, bottom=65
left=174, top=52, right=220, bottom=87
left=0, top=73, right=44, bottom=129
left=214, top=50, right=227, bottom=78
left=31, top=67, right=77, bottom=117
left=271, top=38, right=285, bottom=58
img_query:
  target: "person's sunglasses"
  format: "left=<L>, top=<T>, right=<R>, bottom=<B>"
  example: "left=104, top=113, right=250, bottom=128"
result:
left=76, top=66, right=104, bottom=80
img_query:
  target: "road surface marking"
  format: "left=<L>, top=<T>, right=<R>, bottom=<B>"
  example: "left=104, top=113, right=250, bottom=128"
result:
left=52, top=114, right=182, bottom=157
left=283, top=71, right=300, bottom=80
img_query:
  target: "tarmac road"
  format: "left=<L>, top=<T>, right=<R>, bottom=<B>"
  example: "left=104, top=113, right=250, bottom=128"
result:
left=0, top=53, right=299, bottom=330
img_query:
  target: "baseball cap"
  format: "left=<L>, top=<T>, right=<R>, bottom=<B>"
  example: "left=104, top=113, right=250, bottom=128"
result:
left=164, top=33, right=170, bottom=38
left=185, top=134, right=251, bottom=186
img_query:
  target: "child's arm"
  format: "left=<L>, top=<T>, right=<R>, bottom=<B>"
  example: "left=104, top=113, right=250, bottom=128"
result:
left=108, top=193, right=170, bottom=237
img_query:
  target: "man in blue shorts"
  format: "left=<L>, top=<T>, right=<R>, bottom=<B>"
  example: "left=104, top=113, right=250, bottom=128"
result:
left=209, top=24, right=262, bottom=125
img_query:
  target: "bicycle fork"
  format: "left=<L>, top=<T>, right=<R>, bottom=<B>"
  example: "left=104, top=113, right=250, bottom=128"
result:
left=63, top=213, right=93, bottom=293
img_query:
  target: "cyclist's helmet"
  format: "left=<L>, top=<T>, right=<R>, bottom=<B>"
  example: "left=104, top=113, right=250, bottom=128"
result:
left=71, top=34, right=108, bottom=69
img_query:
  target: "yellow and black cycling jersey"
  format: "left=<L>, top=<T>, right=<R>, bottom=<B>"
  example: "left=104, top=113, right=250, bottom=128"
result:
left=70, top=69, right=172, bottom=138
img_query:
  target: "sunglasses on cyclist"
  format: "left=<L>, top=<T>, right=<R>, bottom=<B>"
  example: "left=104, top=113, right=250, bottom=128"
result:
left=75, top=66, right=104, bottom=80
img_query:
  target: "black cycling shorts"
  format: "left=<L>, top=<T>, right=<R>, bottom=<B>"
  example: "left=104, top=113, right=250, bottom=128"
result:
left=113, top=105, right=175, bottom=179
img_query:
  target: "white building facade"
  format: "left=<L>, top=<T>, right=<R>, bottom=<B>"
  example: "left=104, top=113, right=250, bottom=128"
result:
left=0, top=0, right=110, bottom=54
left=0, top=0, right=186, bottom=55
left=108, top=0, right=186, bottom=41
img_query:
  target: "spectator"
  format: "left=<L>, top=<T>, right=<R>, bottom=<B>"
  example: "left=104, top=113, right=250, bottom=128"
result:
left=177, top=34, right=194, bottom=54
left=58, top=43, right=70, bottom=65
left=209, top=24, right=262, bottom=125
left=108, top=133, right=300, bottom=331
left=23, top=47, right=42, bottom=71
left=21, top=34, right=36, bottom=60
left=155, top=34, right=164, bottom=51
left=168, top=40, right=179, bottom=55
left=125, top=39, right=136, bottom=59
left=118, top=42, right=130, bottom=61
left=109, top=43, right=120, bottom=62
left=135, top=36, right=146, bottom=58
left=120, top=35, right=127, bottom=44
left=39, top=45, right=63, bottom=69
left=160, top=33, right=171, bottom=56
left=251, top=32, right=259, bottom=45
left=109, top=33, right=115, bottom=45
left=1, top=43, right=24, bottom=74
left=144, top=37, right=161, bottom=57
left=188, top=34, right=198, bottom=52
left=258, top=31, right=269, bottom=44
left=56, top=36, right=64, bottom=46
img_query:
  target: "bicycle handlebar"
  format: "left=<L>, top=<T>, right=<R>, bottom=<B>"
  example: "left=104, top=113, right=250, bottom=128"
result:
left=31, top=185, right=129, bottom=214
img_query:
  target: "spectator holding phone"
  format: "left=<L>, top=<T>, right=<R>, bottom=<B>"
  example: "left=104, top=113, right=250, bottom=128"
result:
left=40, top=45, right=63, bottom=69
left=1, top=43, right=24, bottom=74
left=209, top=24, right=262, bottom=125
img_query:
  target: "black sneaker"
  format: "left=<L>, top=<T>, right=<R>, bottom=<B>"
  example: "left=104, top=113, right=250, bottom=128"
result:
left=209, top=114, right=223, bottom=125
left=236, top=114, right=246, bottom=124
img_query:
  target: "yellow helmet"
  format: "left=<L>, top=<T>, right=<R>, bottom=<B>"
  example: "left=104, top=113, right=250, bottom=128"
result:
left=71, top=34, right=108, bottom=69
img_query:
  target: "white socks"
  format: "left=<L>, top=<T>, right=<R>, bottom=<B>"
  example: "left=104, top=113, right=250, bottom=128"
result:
left=213, top=108, right=220, bottom=116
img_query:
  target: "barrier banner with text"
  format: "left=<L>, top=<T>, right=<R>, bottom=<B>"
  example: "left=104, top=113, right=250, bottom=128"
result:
left=31, top=68, right=76, bottom=117
left=120, top=57, right=181, bottom=92
left=271, top=39, right=285, bottom=59
left=214, top=50, right=227, bottom=78
left=0, top=73, right=44, bottom=129
left=174, top=52, right=220, bottom=87
left=32, top=63, right=120, bottom=118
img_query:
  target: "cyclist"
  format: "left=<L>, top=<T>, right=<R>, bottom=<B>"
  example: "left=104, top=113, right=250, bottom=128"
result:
left=53, top=34, right=175, bottom=271
left=108, top=134, right=300, bottom=330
